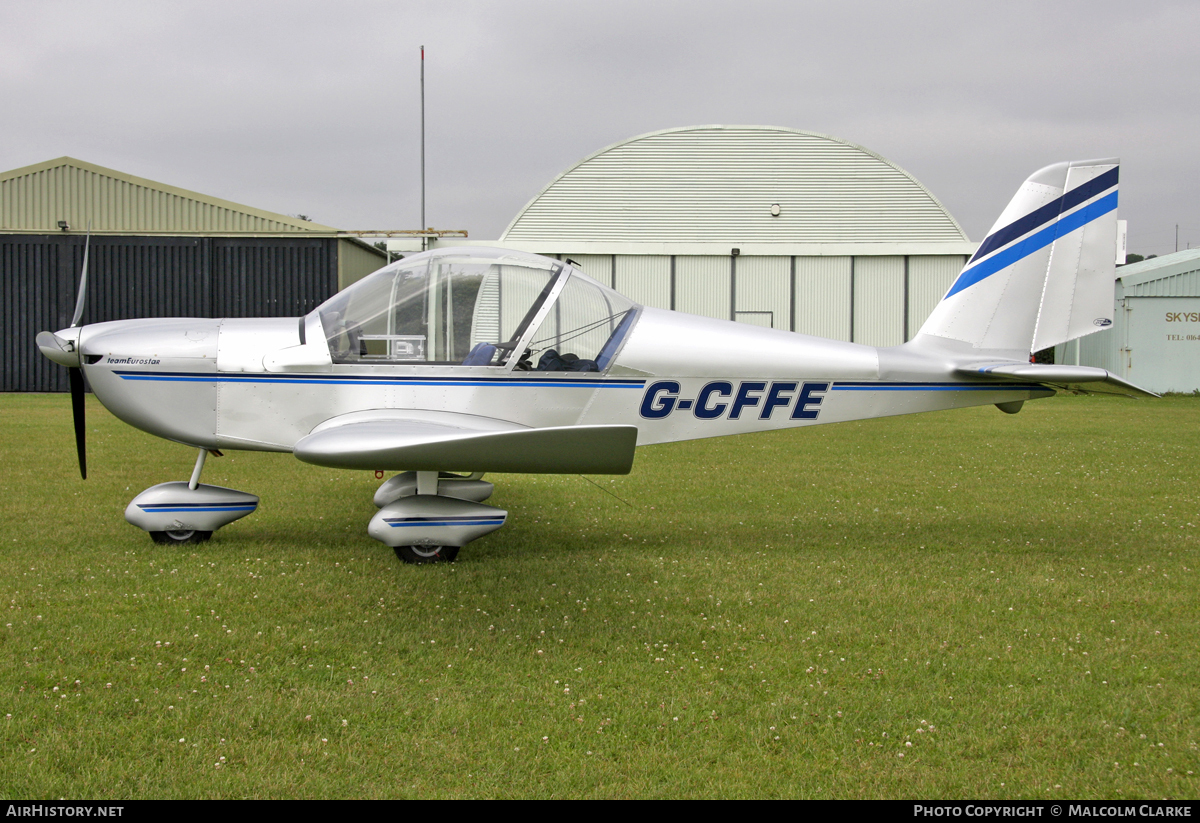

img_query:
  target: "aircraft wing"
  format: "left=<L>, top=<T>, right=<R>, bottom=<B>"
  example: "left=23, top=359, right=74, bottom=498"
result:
left=955, top=363, right=1157, bottom=398
left=293, top=413, right=639, bottom=474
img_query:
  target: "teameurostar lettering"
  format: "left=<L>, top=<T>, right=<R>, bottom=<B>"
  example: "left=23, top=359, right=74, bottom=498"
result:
left=640, top=380, right=828, bottom=421
left=1166, top=312, right=1200, bottom=322
left=104, top=356, right=161, bottom=365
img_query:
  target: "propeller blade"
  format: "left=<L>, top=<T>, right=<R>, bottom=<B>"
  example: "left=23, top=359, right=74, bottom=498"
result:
left=70, top=225, right=90, bottom=328
left=69, top=367, right=87, bottom=480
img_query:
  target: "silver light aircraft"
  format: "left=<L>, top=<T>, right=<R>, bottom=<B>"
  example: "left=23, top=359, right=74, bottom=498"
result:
left=36, top=158, right=1151, bottom=563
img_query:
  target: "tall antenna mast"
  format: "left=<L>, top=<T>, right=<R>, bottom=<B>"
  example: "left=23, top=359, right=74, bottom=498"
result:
left=420, top=45, right=426, bottom=250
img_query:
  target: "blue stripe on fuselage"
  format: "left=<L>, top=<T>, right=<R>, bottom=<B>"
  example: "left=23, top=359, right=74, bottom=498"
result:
left=113, top=371, right=646, bottom=389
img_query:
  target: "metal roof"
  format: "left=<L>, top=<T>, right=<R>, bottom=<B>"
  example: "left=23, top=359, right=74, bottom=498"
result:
left=1117, top=248, right=1200, bottom=297
left=501, top=125, right=969, bottom=245
left=0, top=157, right=340, bottom=235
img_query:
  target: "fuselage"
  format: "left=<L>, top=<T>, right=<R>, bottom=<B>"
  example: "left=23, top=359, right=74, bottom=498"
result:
left=76, top=306, right=1050, bottom=461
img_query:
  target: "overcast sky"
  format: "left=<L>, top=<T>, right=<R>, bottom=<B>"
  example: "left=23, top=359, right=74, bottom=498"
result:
left=3, top=0, right=1196, bottom=255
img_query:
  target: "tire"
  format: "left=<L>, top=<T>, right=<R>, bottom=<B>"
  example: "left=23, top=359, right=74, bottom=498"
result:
left=149, top=529, right=213, bottom=545
left=394, top=545, right=460, bottom=564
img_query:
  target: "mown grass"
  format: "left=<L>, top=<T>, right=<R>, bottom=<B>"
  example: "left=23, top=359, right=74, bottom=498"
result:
left=0, top=392, right=1196, bottom=798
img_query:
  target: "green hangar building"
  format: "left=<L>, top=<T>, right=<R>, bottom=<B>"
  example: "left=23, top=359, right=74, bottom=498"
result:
left=1, top=157, right=387, bottom=392
left=1057, top=249, right=1200, bottom=394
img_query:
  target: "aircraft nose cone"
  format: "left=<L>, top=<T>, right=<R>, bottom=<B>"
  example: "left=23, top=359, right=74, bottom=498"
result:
left=36, top=328, right=82, bottom=367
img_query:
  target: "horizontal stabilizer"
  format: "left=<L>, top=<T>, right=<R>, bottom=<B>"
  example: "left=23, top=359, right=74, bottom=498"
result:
left=294, top=416, right=638, bottom=474
left=956, top=363, right=1156, bottom=398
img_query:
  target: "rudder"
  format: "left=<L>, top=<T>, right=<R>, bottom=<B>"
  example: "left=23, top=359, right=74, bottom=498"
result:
left=916, top=159, right=1119, bottom=358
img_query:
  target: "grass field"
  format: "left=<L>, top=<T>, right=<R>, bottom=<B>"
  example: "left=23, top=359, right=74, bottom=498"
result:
left=0, top=392, right=1197, bottom=799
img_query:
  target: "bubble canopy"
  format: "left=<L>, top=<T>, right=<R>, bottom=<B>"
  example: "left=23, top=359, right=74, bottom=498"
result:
left=315, top=247, right=640, bottom=372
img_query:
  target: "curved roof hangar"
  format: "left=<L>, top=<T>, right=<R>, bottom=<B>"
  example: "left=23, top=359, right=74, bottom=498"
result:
left=501, top=125, right=968, bottom=245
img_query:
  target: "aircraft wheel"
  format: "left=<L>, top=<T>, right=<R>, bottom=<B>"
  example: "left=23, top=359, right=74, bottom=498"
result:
left=149, top=529, right=213, bottom=545
left=394, top=545, right=459, bottom=564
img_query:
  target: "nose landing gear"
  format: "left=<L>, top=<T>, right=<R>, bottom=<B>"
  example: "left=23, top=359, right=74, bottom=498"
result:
left=125, top=449, right=258, bottom=544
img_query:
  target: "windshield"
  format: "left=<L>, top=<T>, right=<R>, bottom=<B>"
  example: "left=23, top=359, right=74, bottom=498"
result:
left=315, top=247, right=639, bottom=371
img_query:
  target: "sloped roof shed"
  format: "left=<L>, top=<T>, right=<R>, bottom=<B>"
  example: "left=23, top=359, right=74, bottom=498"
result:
left=0, top=157, right=341, bottom=235
left=1, top=158, right=385, bottom=391
left=1116, top=248, right=1200, bottom=297
left=1065, top=249, right=1200, bottom=393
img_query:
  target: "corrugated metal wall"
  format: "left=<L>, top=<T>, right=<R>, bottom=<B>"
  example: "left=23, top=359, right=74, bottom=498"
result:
left=675, top=255, right=731, bottom=320
left=337, top=239, right=389, bottom=290
left=1122, top=271, right=1200, bottom=296
left=853, top=256, right=905, bottom=347
left=548, top=251, right=967, bottom=344
left=86, top=238, right=209, bottom=322
left=907, top=255, right=961, bottom=338
left=2, top=235, right=339, bottom=391
left=1054, top=253, right=1200, bottom=391
left=2, top=238, right=78, bottom=394
left=211, top=238, right=335, bottom=316
left=734, top=256, right=790, bottom=330
left=615, top=255, right=671, bottom=310
left=794, top=256, right=852, bottom=340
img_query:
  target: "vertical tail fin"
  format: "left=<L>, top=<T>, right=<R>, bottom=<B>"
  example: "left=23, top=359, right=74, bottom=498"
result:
left=916, top=158, right=1119, bottom=357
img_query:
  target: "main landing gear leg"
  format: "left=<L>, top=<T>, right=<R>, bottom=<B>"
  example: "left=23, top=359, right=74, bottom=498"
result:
left=124, top=447, right=259, bottom=545
left=368, top=471, right=507, bottom=564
